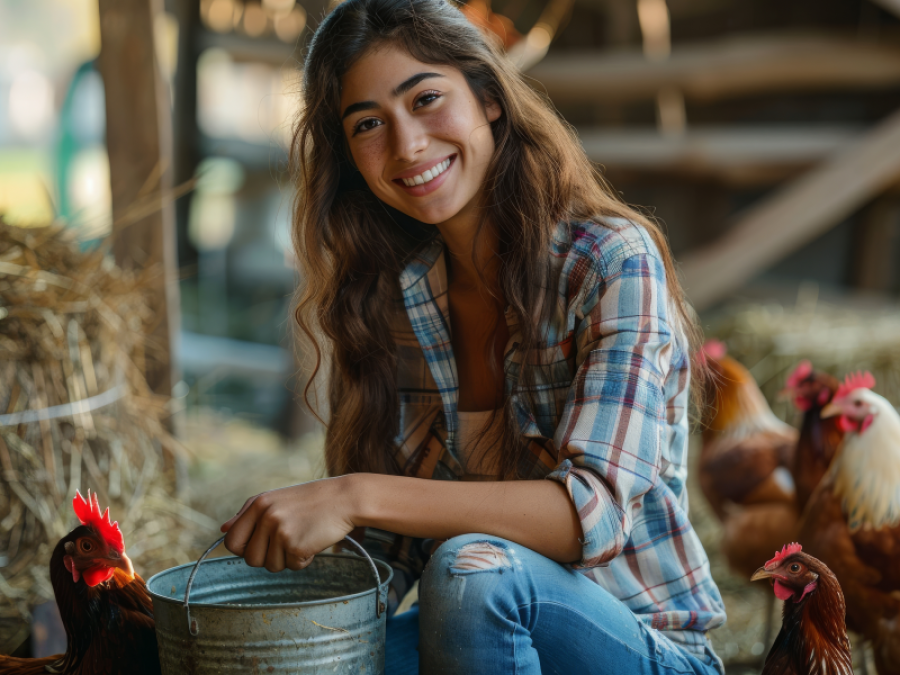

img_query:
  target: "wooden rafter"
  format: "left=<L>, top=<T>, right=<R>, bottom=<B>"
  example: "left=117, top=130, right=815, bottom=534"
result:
left=528, top=32, right=900, bottom=103
left=581, top=126, right=864, bottom=185
left=679, top=108, right=900, bottom=310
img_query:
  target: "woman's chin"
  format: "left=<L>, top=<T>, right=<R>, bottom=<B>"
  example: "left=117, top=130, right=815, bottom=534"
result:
left=396, top=202, right=463, bottom=227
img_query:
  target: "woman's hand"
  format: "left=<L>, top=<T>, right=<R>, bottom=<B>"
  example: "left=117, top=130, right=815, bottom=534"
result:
left=220, top=476, right=358, bottom=572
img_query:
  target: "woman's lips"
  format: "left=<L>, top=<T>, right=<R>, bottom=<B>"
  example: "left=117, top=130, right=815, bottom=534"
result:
left=393, top=155, right=456, bottom=196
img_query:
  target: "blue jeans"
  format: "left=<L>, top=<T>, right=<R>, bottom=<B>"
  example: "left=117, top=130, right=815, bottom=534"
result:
left=385, top=534, right=723, bottom=675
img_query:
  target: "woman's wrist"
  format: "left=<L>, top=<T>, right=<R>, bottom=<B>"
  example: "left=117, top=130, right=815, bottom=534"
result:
left=341, top=472, right=376, bottom=529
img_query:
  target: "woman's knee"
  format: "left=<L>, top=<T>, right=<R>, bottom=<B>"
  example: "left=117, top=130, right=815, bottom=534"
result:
left=420, top=534, right=518, bottom=615
left=425, top=534, right=516, bottom=578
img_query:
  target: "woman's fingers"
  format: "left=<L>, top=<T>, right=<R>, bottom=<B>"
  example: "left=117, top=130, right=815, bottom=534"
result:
left=221, top=493, right=262, bottom=533
left=223, top=497, right=266, bottom=557
left=286, top=550, right=315, bottom=571
left=264, top=537, right=287, bottom=573
left=242, top=520, right=273, bottom=568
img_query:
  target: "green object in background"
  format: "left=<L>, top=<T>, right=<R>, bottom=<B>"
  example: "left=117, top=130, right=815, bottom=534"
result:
left=55, top=59, right=99, bottom=223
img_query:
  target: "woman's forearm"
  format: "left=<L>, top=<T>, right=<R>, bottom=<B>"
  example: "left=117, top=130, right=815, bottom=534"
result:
left=347, top=474, right=584, bottom=563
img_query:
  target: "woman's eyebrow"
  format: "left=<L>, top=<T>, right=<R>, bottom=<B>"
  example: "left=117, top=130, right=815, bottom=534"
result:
left=341, top=72, right=445, bottom=120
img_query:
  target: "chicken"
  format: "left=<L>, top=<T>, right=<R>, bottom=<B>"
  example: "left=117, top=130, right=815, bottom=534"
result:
left=797, top=372, right=900, bottom=675
left=0, top=491, right=160, bottom=675
left=751, top=542, right=852, bottom=675
left=699, top=340, right=800, bottom=580
left=781, top=361, right=843, bottom=513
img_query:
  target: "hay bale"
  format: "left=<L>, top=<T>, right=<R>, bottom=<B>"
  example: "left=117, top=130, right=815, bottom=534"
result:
left=707, top=293, right=900, bottom=419
left=0, top=219, right=215, bottom=624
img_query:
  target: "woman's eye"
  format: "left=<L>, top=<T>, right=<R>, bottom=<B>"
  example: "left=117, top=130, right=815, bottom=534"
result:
left=414, top=90, right=442, bottom=109
left=353, top=118, right=382, bottom=135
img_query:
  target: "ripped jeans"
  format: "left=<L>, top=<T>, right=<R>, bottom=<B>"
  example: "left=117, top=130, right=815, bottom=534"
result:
left=385, top=533, right=724, bottom=675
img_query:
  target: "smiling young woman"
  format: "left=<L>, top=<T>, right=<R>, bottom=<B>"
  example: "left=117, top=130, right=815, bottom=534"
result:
left=220, top=0, right=727, bottom=673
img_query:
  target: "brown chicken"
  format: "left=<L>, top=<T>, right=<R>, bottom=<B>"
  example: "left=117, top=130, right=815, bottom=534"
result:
left=0, top=491, right=160, bottom=675
left=751, top=542, right=852, bottom=675
left=782, top=361, right=843, bottom=513
left=798, top=372, right=900, bottom=675
left=699, top=340, right=800, bottom=580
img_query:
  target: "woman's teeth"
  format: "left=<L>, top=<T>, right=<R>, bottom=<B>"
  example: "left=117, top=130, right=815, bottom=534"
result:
left=400, top=158, right=451, bottom=187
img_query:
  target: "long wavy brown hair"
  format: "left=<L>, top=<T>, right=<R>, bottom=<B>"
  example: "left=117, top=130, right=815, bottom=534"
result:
left=291, top=0, right=704, bottom=479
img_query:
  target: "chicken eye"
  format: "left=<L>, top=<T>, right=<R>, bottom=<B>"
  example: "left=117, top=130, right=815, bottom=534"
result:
left=790, top=563, right=800, bottom=573
left=80, top=540, right=93, bottom=552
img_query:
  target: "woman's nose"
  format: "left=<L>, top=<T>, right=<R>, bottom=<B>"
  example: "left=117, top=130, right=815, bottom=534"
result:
left=389, top=116, right=428, bottom=162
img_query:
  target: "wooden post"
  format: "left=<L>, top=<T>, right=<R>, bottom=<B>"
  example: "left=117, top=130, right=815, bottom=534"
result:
left=97, top=0, right=180, bottom=397
left=852, top=197, right=900, bottom=292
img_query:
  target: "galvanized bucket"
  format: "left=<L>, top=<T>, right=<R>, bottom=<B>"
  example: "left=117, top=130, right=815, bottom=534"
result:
left=147, top=536, right=393, bottom=674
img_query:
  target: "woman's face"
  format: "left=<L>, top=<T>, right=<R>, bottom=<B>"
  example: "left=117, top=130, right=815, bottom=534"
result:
left=340, top=43, right=501, bottom=227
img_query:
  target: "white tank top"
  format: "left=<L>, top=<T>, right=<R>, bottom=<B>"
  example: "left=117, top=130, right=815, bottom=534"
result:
left=456, top=409, right=503, bottom=480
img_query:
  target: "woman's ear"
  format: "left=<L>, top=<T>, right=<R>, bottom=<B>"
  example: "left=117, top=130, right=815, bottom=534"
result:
left=484, top=97, right=502, bottom=123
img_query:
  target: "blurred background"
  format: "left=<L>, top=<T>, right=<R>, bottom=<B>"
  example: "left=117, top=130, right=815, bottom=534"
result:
left=1, top=0, right=899, bottom=671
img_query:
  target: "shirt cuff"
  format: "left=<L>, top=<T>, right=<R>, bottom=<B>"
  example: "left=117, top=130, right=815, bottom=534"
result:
left=547, top=459, right=627, bottom=568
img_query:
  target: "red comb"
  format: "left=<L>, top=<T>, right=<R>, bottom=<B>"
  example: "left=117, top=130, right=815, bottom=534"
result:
left=834, top=371, right=876, bottom=402
left=700, top=339, right=727, bottom=362
left=765, top=542, right=802, bottom=568
left=785, top=360, right=813, bottom=389
left=73, top=490, right=125, bottom=553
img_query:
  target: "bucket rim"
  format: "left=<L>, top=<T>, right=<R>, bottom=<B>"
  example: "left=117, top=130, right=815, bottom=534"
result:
left=146, top=552, right=393, bottom=612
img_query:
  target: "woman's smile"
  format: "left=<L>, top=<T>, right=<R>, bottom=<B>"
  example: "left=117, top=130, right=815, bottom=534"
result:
left=393, top=154, right=456, bottom=194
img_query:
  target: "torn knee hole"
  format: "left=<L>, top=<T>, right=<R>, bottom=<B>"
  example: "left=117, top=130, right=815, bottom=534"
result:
left=450, top=541, right=513, bottom=573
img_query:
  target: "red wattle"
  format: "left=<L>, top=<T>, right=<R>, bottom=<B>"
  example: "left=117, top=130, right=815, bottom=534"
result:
left=773, top=580, right=795, bottom=601
left=83, top=565, right=115, bottom=587
left=795, top=397, right=811, bottom=412
left=838, top=416, right=859, bottom=433
left=860, top=414, right=875, bottom=433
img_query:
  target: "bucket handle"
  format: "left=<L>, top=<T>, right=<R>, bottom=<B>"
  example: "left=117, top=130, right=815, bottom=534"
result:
left=183, top=535, right=386, bottom=637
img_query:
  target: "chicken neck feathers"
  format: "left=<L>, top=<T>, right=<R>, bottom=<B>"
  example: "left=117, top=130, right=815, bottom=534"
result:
left=828, top=391, right=900, bottom=532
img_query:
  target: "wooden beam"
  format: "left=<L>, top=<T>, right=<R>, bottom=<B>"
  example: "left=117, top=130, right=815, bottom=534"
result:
left=871, top=0, right=900, bottom=18
left=528, top=32, right=900, bottom=103
left=97, top=0, right=180, bottom=397
left=581, top=126, right=860, bottom=185
left=680, top=107, right=900, bottom=310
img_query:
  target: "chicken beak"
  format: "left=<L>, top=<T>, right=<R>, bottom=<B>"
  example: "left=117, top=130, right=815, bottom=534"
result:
left=820, top=402, right=840, bottom=418
left=106, top=552, right=135, bottom=581
left=750, top=567, right=773, bottom=582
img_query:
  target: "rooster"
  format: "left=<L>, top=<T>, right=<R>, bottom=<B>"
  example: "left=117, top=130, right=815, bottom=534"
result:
left=0, top=491, right=160, bottom=675
left=781, top=361, right=843, bottom=513
left=751, top=542, right=852, bottom=675
left=797, top=372, right=900, bottom=675
left=699, top=340, right=800, bottom=580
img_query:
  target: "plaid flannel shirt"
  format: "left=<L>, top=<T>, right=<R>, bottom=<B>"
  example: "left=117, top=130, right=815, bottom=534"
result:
left=357, top=218, right=726, bottom=657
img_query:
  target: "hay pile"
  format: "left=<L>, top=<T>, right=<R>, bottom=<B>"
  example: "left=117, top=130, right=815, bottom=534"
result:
left=0, top=220, right=215, bottom=624
left=706, top=291, right=900, bottom=416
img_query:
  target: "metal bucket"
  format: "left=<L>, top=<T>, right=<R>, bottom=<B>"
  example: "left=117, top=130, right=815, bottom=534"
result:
left=146, top=536, right=393, bottom=674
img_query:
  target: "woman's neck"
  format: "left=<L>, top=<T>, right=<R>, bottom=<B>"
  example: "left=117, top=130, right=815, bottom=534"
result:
left=436, top=217, right=501, bottom=291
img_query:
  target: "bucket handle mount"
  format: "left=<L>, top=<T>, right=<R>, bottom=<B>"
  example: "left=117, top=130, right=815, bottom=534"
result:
left=183, top=535, right=386, bottom=636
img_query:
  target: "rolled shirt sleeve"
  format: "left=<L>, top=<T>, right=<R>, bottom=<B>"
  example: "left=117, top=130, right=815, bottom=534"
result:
left=548, top=243, right=679, bottom=568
